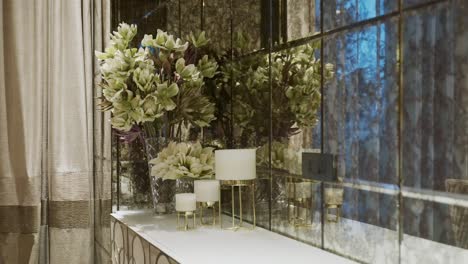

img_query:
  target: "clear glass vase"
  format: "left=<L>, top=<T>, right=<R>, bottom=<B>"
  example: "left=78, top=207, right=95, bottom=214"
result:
left=175, top=177, right=194, bottom=194
left=145, top=137, right=196, bottom=214
left=145, top=137, right=175, bottom=214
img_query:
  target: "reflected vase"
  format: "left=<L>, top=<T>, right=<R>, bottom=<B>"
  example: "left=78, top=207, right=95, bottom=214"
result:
left=446, top=179, right=468, bottom=249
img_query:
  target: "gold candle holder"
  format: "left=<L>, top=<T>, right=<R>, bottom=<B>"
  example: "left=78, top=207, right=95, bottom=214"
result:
left=220, top=180, right=256, bottom=230
left=194, top=180, right=221, bottom=227
left=288, top=198, right=313, bottom=228
left=198, top=201, right=220, bottom=226
left=325, top=205, right=341, bottom=222
left=286, top=178, right=314, bottom=228
left=324, top=187, right=344, bottom=223
left=176, top=211, right=196, bottom=231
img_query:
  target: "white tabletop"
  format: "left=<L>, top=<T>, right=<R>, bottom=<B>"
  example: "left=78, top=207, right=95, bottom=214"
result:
left=111, top=210, right=357, bottom=264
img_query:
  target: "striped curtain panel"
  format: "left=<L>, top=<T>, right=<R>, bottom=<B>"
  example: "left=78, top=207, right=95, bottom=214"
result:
left=0, top=0, right=110, bottom=263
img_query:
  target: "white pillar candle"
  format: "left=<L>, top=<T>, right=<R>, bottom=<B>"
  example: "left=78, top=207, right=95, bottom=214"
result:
left=194, top=180, right=220, bottom=202
left=215, top=149, right=256, bottom=180
left=175, top=193, right=196, bottom=212
left=295, top=182, right=312, bottom=199
left=325, top=188, right=344, bottom=204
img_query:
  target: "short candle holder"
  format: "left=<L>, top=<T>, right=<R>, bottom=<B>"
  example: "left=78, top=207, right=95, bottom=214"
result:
left=220, top=179, right=256, bottom=231
left=198, top=201, right=220, bottom=226
left=175, top=193, right=197, bottom=231
left=194, top=179, right=221, bottom=227
left=176, top=211, right=197, bottom=231
left=325, top=205, right=341, bottom=222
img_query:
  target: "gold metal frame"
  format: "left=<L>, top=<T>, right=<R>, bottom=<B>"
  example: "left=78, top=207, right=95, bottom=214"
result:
left=286, top=177, right=314, bottom=228
left=325, top=204, right=342, bottom=223
left=220, top=180, right=256, bottom=230
left=176, top=211, right=196, bottom=231
left=198, top=201, right=220, bottom=226
left=289, top=197, right=313, bottom=228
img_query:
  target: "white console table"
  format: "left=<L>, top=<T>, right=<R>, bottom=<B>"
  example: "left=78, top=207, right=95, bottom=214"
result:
left=110, top=210, right=357, bottom=264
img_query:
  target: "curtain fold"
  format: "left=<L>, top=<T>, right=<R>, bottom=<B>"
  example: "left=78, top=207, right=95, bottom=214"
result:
left=0, top=0, right=110, bottom=263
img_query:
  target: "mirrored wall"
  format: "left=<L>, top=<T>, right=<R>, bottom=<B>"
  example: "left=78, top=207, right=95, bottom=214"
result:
left=109, top=0, right=468, bottom=263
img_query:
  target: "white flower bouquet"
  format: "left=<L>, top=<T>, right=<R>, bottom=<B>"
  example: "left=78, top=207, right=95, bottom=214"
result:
left=149, top=141, right=214, bottom=180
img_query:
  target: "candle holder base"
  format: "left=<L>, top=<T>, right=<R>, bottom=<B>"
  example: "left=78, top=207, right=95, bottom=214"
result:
left=176, top=211, right=197, bottom=231
left=198, top=201, right=220, bottom=226
left=220, top=180, right=256, bottom=230
left=287, top=197, right=314, bottom=229
left=289, top=218, right=313, bottom=229
left=325, top=204, right=342, bottom=223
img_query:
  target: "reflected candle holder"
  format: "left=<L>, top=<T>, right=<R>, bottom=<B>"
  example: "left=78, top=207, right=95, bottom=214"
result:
left=286, top=178, right=314, bottom=228
left=194, top=180, right=221, bottom=226
left=175, top=193, right=197, bottom=231
left=324, top=187, right=344, bottom=222
left=215, top=149, right=257, bottom=231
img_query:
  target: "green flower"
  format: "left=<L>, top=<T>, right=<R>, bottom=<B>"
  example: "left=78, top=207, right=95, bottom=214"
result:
left=175, top=58, right=200, bottom=80
left=100, top=49, right=138, bottom=83
left=113, top=92, right=144, bottom=123
left=95, top=46, right=117, bottom=60
left=154, top=29, right=188, bottom=53
left=133, top=66, right=156, bottom=93
left=156, top=82, right=179, bottom=110
left=102, top=79, right=127, bottom=102
left=108, top=23, right=137, bottom=51
left=141, top=94, right=163, bottom=122
left=111, top=110, right=134, bottom=131
left=116, top=23, right=137, bottom=42
left=95, top=23, right=219, bottom=133
left=197, top=55, right=218, bottom=78
left=141, top=34, right=155, bottom=47
left=188, top=31, right=209, bottom=48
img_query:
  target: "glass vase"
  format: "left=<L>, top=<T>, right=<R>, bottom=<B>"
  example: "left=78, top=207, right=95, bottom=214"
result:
left=175, top=177, right=194, bottom=194
left=145, top=137, right=176, bottom=214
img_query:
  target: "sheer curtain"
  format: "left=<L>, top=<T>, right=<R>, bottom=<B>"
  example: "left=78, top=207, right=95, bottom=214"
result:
left=0, top=0, right=110, bottom=263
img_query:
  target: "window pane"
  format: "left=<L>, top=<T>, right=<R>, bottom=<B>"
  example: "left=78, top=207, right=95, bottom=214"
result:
left=402, top=1, right=468, bottom=257
left=324, top=0, right=398, bottom=31
left=323, top=18, right=399, bottom=263
left=269, top=40, right=323, bottom=246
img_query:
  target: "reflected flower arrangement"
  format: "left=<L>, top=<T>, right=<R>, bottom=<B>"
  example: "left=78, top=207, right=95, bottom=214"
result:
left=221, top=34, right=335, bottom=145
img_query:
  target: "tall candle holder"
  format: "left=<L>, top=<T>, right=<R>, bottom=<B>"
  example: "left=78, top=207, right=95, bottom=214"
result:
left=215, top=149, right=257, bottom=231
left=194, top=180, right=221, bottom=226
left=176, top=211, right=196, bottom=231
left=219, top=180, right=256, bottom=230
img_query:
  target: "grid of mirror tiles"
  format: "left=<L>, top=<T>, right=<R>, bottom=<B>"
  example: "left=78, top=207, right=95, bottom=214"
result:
left=105, top=0, right=468, bottom=263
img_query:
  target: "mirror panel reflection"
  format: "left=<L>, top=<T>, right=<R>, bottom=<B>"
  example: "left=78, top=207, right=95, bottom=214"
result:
left=323, top=17, right=399, bottom=263
left=108, top=0, right=468, bottom=263
left=269, top=39, right=323, bottom=245
left=402, top=1, right=468, bottom=254
left=323, top=0, right=398, bottom=31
